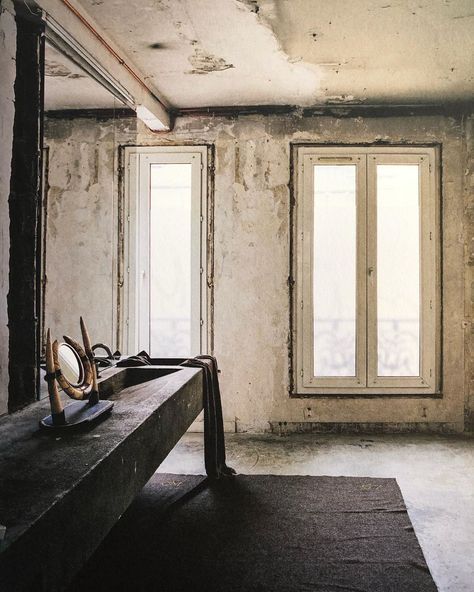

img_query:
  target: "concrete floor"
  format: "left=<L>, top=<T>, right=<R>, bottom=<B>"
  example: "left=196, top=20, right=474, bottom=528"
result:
left=158, top=432, right=474, bottom=592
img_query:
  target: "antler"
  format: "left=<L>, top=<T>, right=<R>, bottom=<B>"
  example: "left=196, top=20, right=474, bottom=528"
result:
left=80, top=316, right=93, bottom=358
left=80, top=317, right=99, bottom=403
left=45, top=329, right=63, bottom=416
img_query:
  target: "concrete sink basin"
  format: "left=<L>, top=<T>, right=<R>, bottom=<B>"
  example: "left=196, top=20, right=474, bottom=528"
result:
left=98, top=365, right=182, bottom=399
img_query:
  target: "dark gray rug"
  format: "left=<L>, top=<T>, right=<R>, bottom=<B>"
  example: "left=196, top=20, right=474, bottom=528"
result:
left=69, top=474, right=438, bottom=592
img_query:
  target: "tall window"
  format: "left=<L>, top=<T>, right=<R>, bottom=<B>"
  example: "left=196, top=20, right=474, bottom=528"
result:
left=293, top=146, right=439, bottom=395
left=123, top=146, right=208, bottom=357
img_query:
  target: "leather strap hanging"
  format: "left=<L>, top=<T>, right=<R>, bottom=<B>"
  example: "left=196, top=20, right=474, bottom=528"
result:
left=117, top=352, right=234, bottom=479
left=181, top=356, right=235, bottom=480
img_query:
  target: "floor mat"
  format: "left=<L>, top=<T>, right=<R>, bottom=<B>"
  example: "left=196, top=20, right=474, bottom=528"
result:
left=69, top=473, right=438, bottom=592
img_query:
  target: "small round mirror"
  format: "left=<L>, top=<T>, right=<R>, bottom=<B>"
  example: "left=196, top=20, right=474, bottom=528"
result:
left=58, top=343, right=84, bottom=387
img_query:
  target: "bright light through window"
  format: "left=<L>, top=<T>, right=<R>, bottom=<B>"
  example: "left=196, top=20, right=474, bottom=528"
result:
left=294, top=147, right=438, bottom=395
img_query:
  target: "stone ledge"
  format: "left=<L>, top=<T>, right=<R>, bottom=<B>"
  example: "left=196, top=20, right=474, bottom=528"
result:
left=0, top=365, right=203, bottom=591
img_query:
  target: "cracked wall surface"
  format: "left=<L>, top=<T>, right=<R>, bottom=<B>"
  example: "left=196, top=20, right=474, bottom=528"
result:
left=141, top=111, right=468, bottom=432
left=463, top=113, right=474, bottom=429
left=43, top=116, right=137, bottom=348
left=0, top=0, right=16, bottom=416
left=45, top=108, right=472, bottom=431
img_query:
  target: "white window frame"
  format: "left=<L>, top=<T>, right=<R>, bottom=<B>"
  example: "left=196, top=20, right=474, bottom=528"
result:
left=293, top=145, right=440, bottom=395
left=122, top=146, right=208, bottom=356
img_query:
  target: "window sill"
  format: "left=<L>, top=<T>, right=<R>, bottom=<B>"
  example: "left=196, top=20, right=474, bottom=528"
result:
left=290, top=391, right=443, bottom=399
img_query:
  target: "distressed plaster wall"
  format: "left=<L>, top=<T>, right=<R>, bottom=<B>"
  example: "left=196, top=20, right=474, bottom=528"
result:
left=136, top=111, right=470, bottom=433
left=45, top=109, right=472, bottom=431
left=43, top=116, right=137, bottom=347
left=0, top=0, right=16, bottom=416
left=463, top=113, right=474, bottom=430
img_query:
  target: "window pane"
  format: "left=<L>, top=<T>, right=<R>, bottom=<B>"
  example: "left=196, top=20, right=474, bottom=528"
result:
left=313, top=165, right=357, bottom=377
left=377, top=165, right=420, bottom=376
left=149, top=163, right=192, bottom=356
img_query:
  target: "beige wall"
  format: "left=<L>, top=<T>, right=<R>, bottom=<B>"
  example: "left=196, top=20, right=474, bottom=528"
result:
left=43, top=116, right=137, bottom=348
left=45, top=109, right=473, bottom=431
left=463, top=114, right=474, bottom=430
left=0, top=0, right=16, bottom=416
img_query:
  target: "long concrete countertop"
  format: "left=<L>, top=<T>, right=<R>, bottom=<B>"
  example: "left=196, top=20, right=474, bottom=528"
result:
left=0, top=364, right=203, bottom=591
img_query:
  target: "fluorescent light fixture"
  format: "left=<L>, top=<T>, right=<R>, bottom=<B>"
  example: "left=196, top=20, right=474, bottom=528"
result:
left=44, top=14, right=135, bottom=109
left=43, top=13, right=170, bottom=131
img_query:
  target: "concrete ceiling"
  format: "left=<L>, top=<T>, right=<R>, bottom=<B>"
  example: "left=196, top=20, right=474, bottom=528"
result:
left=75, top=0, right=474, bottom=109
left=44, top=42, right=122, bottom=110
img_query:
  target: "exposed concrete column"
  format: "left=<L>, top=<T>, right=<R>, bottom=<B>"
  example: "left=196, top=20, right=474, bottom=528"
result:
left=7, top=4, right=44, bottom=412
left=0, top=0, right=16, bottom=416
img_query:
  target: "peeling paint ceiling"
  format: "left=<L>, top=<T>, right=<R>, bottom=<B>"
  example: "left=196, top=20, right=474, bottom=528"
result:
left=75, top=0, right=474, bottom=108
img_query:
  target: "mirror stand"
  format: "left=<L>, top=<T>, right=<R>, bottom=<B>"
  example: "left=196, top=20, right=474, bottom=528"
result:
left=40, top=399, right=113, bottom=429
left=40, top=318, right=113, bottom=430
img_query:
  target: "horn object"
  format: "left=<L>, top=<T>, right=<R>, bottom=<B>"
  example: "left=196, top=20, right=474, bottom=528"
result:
left=46, top=329, right=63, bottom=416
left=80, top=317, right=99, bottom=399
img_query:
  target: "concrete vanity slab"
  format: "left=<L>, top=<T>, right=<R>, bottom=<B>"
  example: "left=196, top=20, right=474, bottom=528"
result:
left=0, top=364, right=203, bottom=592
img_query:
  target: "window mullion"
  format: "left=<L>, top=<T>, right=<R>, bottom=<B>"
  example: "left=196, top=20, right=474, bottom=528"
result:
left=419, top=155, right=437, bottom=390
left=357, top=154, right=368, bottom=387
left=137, top=154, right=151, bottom=353
left=366, top=155, right=378, bottom=386
left=190, top=154, right=203, bottom=356
left=301, top=155, right=316, bottom=386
